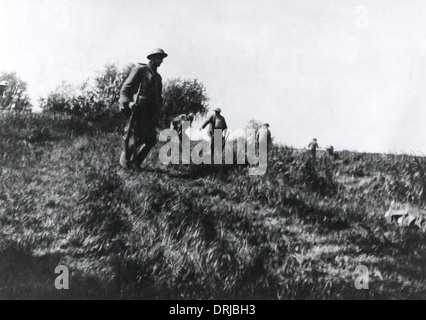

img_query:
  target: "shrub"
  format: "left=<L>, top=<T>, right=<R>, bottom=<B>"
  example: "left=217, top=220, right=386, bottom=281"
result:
left=0, top=71, right=32, bottom=112
left=161, top=78, right=209, bottom=129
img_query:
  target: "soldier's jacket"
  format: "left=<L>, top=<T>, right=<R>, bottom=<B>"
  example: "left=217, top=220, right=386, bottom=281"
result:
left=308, top=141, right=319, bottom=151
left=119, top=62, right=163, bottom=126
left=202, top=113, right=228, bottom=136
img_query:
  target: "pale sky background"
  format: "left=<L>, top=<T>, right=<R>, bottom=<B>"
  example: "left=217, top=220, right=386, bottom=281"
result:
left=1, top=0, right=426, bottom=153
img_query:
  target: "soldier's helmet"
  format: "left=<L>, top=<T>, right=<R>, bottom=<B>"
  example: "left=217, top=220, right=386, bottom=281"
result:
left=213, top=108, right=221, bottom=113
left=188, top=113, right=195, bottom=120
left=147, top=48, right=168, bottom=60
left=0, top=80, right=9, bottom=87
left=263, top=123, right=270, bottom=127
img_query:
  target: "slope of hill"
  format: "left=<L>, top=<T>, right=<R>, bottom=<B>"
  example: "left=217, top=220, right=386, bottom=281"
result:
left=1, top=112, right=426, bottom=299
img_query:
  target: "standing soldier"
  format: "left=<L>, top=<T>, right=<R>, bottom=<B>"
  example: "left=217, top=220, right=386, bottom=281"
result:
left=119, top=48, right=168, bottom=170
left=256, top=123, right=272, bottom=153
left=200, top=108, right=228, bottom=155
left=170, top=112, right=194, bottom=141
left=308, top=138, right=319, bottom=162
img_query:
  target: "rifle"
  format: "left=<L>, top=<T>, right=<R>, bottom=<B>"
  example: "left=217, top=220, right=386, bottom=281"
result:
left=123, top=82, right=142, bottom=162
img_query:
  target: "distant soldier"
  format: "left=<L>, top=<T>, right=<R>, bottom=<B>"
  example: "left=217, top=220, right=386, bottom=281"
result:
left=256, top=123, right=272, bottom=152
left=325, top=145, right=339, bottom=160
left=325, top=145, right=334, bottom=157
left=170, top=112, right=194, bottom=141
left=201, top=108, right=228, bottom=154
left=118, top=48, right=168, bottom=170
left=0, top=80, right=9, bottom=105
left=308, top=138, right=319, bottom=161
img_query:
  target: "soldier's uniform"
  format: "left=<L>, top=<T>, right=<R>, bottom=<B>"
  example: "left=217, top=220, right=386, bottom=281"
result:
left=201, top=108, right=228, bottom=155
left=256, top=124, right=272, bottom=152
left=171, top=114, right=187, bottom=130
left=201, top=109, right=228, bottom=138
left=308, top=138, right=319, bottom=161
left=171, top=113, right=194, bottom=141
left=119, top=49, right=166, bottom=168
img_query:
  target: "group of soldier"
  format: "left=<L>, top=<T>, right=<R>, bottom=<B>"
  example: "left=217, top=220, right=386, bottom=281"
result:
left=0, top=48, right=273, bottom=172
left=117, top=48, right=272, bottom=171
left=2, top=48, right=336, bottom=168
left=308, top=138, right=336, bottom=161
left=2, top=48, right=333, bottom=169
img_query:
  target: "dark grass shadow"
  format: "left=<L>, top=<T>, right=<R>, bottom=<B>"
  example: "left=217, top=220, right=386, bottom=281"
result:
left=0, top=243, right=120, bottom=299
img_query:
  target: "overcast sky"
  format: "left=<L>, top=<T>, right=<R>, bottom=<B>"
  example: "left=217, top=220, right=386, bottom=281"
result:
left=1, top=0, right=426, bottom=153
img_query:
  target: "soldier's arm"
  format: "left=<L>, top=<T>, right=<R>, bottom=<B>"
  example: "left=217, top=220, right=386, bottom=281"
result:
left=201, top=115, right=213, bottom=129
left=223, top=117, right=228, bottom=130
left=154, top=74, right=163, bottom=127
left=119, top=66, right=143, bottom=108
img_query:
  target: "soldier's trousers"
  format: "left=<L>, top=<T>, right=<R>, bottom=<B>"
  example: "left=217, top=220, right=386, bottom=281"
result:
left=121, top=110, right=157, bottom=167
left=311, top=150, right=316, bottom=162
left=209, top=132, right=225, bottom=159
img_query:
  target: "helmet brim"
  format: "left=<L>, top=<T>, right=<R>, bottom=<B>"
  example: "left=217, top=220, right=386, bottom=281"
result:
left=147, top=53, right=168, bottom=60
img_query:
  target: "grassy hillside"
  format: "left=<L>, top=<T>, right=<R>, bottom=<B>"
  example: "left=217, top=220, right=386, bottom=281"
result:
left=1, top=112, right=426, bottom=299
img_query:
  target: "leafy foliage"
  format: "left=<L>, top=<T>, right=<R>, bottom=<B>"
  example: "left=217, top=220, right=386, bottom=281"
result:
left=92, top=63, right=135, bottom=109
left=0, top=72, right=32, bottom=112
left=161, top=78, right=209, bottom=129
left=39, top=63, right=135, bottom=116
left=39, top=65, right=209, bottom=132
left=245, top=118, right=263, bottom=132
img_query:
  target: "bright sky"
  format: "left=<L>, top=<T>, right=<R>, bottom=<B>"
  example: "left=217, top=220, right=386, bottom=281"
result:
left=2, top=0, right=426, bottom=154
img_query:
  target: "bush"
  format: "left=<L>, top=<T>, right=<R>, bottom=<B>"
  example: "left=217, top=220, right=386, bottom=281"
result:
left=0, top=71, right=32, bottom=112
left=161, top=78, right=209, bottom=129
left=39, top=65, right=210, bottom=133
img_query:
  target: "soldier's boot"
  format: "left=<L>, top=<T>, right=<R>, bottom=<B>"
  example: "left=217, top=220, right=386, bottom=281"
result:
left=134, top=140, right=156, bottom=168
left=119, top=151, right=130, bottom=169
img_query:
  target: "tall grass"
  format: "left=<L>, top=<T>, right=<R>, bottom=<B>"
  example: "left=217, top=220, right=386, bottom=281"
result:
left=1, top=112, right=426, bottom=299
left=381, top=154, right=426, bottom=207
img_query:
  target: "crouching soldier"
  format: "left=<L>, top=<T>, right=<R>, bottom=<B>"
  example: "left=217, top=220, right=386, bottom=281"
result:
left=170, top=113, right=194, bottom=141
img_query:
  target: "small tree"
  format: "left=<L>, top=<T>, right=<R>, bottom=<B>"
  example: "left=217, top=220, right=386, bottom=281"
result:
left=40, top=63, right=135, bottom=115
left=161, top=78, right=209, bottom=129
left=246, top=119, right=263, bottom=133
left=0, top=72, right=32, bottom=112
left=93, top=63, right=135, bottom=109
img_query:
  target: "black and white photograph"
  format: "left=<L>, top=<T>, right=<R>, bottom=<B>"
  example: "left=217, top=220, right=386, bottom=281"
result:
left=1, top=0, right=426, bottom=304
